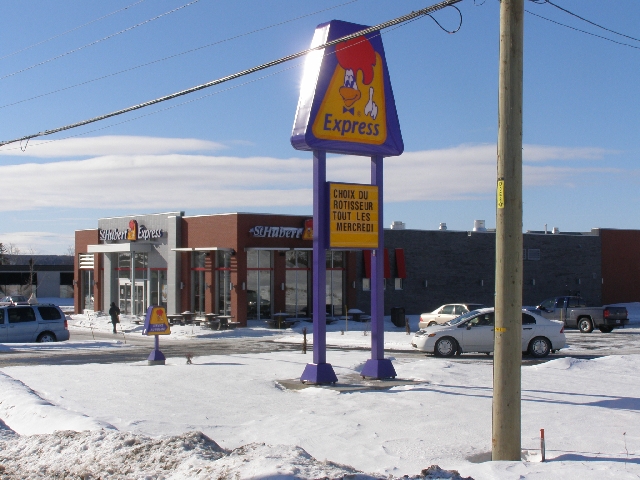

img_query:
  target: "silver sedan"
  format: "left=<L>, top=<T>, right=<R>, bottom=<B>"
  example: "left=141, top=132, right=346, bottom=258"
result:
left=411, top=307, right=566, bottom=358
left=418, top=303, right=485, bottom=329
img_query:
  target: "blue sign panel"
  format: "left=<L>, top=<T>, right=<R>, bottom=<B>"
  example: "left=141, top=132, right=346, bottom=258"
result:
left=291, top=20, right=403, bottom=157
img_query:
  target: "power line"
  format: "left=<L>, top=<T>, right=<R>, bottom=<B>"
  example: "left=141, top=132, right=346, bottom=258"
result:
left=0, top=0, right=149, bottom=61
left=536, top=0, right=640, bottom=44
left=0, top=0, right=462, bottom=148
left=0, top=0, right=360, bottom=110
left=1, top=6, right=441, bottom=153
left=12, top=62, right=305, bottom=153
left=0, top=0, right=202, bottom=81
left=525, top=9, right=640, bottom=51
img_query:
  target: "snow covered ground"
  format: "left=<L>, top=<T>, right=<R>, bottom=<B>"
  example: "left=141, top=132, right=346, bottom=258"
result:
left=0, top=307, right=639, bottom=478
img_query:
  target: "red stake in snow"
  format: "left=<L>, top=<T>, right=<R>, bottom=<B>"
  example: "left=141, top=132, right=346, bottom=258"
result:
left=540, top=429, right=546, bottom=462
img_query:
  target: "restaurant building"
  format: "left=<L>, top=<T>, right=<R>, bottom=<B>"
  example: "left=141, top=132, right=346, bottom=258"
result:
left=74, top=212, right=358, bottom=325
left=74, top=212, right=640, bottom=323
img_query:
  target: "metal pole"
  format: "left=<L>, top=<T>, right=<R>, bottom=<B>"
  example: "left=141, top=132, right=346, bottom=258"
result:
left=361, top=155, right=396, bottom=379
left=493, top=0, right=524, bottom=462
left=300, top=150, right=337, bottom=384
left=371, top=156, right=385, bottom=361
left=313, top=149, right=327, bottom=366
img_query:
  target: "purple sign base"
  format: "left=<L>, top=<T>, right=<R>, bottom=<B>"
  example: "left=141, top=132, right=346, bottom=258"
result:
left=148, top=336, right=166, bottom=365
left=301, top=363, right=338, bottom=384
left=361, top=358, right=397, bottom=380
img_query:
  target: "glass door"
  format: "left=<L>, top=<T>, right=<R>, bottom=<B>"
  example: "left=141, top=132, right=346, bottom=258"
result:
left=119, top=281, right=131, bottom=314
left=133, top=284, right=146, bottom=315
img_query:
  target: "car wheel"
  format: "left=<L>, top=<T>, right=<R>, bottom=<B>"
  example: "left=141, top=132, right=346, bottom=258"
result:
left=528, top=337, right=551, bottom=358
left=578, top=318, right=594, bottom=333
left=434, top=337, right=458, bottom=357
left=598, top=326, right=614, bottom=333
left=37, top=332, right=57, bottom=343
left=428, top=321, right=437, bottom=327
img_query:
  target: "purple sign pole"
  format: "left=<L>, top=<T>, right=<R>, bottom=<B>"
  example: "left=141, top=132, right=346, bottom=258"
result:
left=148, top=335, right=166, bottom=365
left=300, top=149, right=338, bottom=384
left=361, top=155, right=396, bottom=379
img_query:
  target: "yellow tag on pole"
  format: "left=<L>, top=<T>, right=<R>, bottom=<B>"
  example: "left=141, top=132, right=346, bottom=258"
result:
left=497, top=179, right=505, bottom=209
left=495, top=327, right=507, bottom=332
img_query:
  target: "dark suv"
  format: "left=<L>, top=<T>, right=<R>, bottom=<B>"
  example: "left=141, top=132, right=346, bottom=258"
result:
left=0, top=304, right=70, bottom=342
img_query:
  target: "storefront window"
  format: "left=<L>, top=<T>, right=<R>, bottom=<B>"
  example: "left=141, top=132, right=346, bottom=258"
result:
left=247, top=250, right=272, bottom=320
left=285, top=251, right=310, bottom=318
left=117, top=253, right=131, bottom=279
left=216, top=251, right=232, bottom=316
left=81, top=269, right=94, bottom=312
left=326, top=251, right=344, bottom=317
left=150, top=270, right=167, bottom=309
left=192, top=252, right=207, bottom=315
left=134, top=252, right=148, bottom=280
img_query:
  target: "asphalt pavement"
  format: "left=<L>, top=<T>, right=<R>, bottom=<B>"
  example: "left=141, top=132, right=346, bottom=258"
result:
left=1, top=326, right=639, bottom=368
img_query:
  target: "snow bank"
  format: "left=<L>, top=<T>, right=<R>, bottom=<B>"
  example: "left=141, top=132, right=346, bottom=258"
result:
left=0, top=429, right=468, bottom=479
left=0, top=372, right=114, bottom=435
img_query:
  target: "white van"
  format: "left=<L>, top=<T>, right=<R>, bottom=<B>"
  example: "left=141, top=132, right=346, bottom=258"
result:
left=0, top=304, right=70, bottom=343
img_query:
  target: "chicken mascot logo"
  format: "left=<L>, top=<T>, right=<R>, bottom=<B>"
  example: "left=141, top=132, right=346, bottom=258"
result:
left=126, top=219, right=138, bottom=241
left=302, top=218, right=313, bottom=240
left=312, top=35, right=386, bottom=145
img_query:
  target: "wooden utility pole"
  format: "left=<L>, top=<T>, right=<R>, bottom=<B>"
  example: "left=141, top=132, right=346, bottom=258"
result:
left=493, top=0, right=524, bottom=461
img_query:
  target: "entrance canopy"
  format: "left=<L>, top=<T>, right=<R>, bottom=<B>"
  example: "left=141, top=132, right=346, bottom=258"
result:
left=87, top=243, right=154, bottom=253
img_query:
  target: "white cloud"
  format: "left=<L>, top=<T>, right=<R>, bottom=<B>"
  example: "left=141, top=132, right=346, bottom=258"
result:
left=0, top=231, right=74, bottom=255
left=0, top=135, right=225, bottom=158
left=0, top=143, right=622, bottom=211
left=523, top=145, right=613, bottom=162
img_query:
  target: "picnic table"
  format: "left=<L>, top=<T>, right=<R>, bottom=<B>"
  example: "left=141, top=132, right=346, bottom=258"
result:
left=167, top=314, right=183, bottom=325
left=217, top=315, right=237, bottom=330
left=181, top=311, right=197, bottom=325
left=268, top=313, right=297, bottom=329
left=204, top=313, right=221, bottom=330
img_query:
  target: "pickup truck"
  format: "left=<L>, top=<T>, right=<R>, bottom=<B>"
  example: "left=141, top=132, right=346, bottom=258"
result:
left=531, top=296, right=628, bottom=333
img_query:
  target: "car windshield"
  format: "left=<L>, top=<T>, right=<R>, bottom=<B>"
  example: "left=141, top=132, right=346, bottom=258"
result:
left=447, top=309, right=482, bottom=326
left=11, top=296, right=27, bottom=302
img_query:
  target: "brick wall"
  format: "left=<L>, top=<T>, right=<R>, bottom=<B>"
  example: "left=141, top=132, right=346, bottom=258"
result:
left=355, top=229, right=602, bottom=315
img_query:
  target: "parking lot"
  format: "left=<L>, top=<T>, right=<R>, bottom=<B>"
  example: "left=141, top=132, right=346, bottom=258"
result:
left=1, top=324, right=639, bottom=368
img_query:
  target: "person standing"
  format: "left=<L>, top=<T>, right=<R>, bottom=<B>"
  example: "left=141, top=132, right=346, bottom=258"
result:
left=109, top=302, right=120, bottom=334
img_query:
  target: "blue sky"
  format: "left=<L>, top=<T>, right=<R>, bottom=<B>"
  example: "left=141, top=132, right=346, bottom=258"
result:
left=0, top=0, right=638, bottom=253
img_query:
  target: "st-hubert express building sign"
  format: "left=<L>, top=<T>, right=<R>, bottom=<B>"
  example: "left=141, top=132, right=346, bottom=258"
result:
left=99, top=219, right=163, bottom=242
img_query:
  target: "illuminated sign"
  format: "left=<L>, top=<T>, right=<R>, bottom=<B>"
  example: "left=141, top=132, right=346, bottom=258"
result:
left=99, top=222, right=163, bottom=242
left=143, top=305, right=171, bottom=335
left=302, top=218, right=313, bottom=240
left=328, top=182, right=378, bottom=248
left=291, top=20, right=403, bottom=157
left=250, top=226, right=305, bottom=239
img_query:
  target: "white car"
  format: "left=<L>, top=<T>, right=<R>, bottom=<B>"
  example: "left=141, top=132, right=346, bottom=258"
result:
left=411, top=307, right=566, bottom=358
left=419, top=303, right=485, bottom=329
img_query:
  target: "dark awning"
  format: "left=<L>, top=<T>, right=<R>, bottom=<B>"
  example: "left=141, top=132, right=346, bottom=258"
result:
left=395, top=248, right=406, bottom=279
